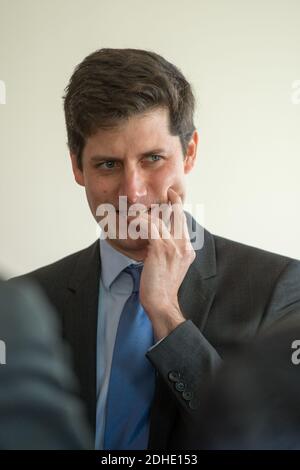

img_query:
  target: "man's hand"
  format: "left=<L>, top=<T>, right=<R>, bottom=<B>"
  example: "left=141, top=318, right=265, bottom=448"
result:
left=138, top=188, right=196, bottom=341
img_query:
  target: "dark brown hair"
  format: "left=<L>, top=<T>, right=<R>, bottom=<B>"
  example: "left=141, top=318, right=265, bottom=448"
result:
left=63, top=48, right=196, bottom=169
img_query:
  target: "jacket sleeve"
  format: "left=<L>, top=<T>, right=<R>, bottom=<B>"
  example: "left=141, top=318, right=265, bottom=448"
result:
left=146, top=319, right=222, bottom=418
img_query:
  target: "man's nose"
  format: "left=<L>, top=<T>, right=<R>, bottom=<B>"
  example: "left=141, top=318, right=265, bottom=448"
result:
left=119, top=168, right=147, bottom=204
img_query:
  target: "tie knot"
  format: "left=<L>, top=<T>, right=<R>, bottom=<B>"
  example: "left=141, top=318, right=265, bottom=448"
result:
left=124, top=264, right=143, bottom=293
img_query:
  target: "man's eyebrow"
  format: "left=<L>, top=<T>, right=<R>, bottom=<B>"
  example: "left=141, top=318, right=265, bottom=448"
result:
left=90, top=148, right=168, bottom=162
left=140, top=148, right=167, bottom=156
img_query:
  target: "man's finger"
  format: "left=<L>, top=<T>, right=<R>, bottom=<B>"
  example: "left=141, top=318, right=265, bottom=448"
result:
left=167, top=188, right=186, bottom=239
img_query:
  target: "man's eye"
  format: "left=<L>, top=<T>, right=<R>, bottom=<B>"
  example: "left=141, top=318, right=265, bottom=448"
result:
left=97, top=161, right=117, bottom=169
left=145, top=155, right=163, bottom=162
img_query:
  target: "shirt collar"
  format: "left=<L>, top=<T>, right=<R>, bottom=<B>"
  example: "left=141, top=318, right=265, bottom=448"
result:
left=99, top=237, right=143, bottom=290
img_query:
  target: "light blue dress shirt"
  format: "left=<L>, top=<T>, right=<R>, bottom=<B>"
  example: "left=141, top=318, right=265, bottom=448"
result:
left=95, top=238, right=163, bottom=450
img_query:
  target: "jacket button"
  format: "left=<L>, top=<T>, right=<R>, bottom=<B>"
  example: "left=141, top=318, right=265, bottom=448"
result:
left=168, top=371, right=181, bottom=382
left=175, top=382, right=186, bottom=392
left=182, top=390, right=193, bottom=401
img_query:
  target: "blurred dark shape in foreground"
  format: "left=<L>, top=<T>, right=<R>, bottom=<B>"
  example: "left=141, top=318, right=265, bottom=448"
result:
left=0, top=279, right=92, bottom=449
left=197, top=312, right=300, bottom=449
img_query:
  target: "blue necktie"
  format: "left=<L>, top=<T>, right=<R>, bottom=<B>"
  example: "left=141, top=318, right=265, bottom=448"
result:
left=103, top=264, right=156, bottom=450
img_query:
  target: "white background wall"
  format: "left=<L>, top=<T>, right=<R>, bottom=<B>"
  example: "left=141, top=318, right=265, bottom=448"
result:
left=0, top=0, right=299, bottom=278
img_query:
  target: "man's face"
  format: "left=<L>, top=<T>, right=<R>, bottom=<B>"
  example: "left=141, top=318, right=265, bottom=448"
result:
left=70, top=106, right=198, bottom=258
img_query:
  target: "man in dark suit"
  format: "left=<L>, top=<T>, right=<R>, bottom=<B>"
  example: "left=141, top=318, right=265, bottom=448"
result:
left=0, top=280, right=92, bottom=449
left=12, top=48, right=300, bottom=449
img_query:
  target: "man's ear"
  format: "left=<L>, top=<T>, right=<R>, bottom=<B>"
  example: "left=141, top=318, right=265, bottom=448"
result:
left=70, top=153, right=85, bottom=186
left=184, top=129, right=198, bottom=175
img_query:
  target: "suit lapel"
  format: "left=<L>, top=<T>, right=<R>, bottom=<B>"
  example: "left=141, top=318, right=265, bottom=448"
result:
left=178, top=221, right=217, bottom=329
left=66, top=240, right=101, bottom=433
